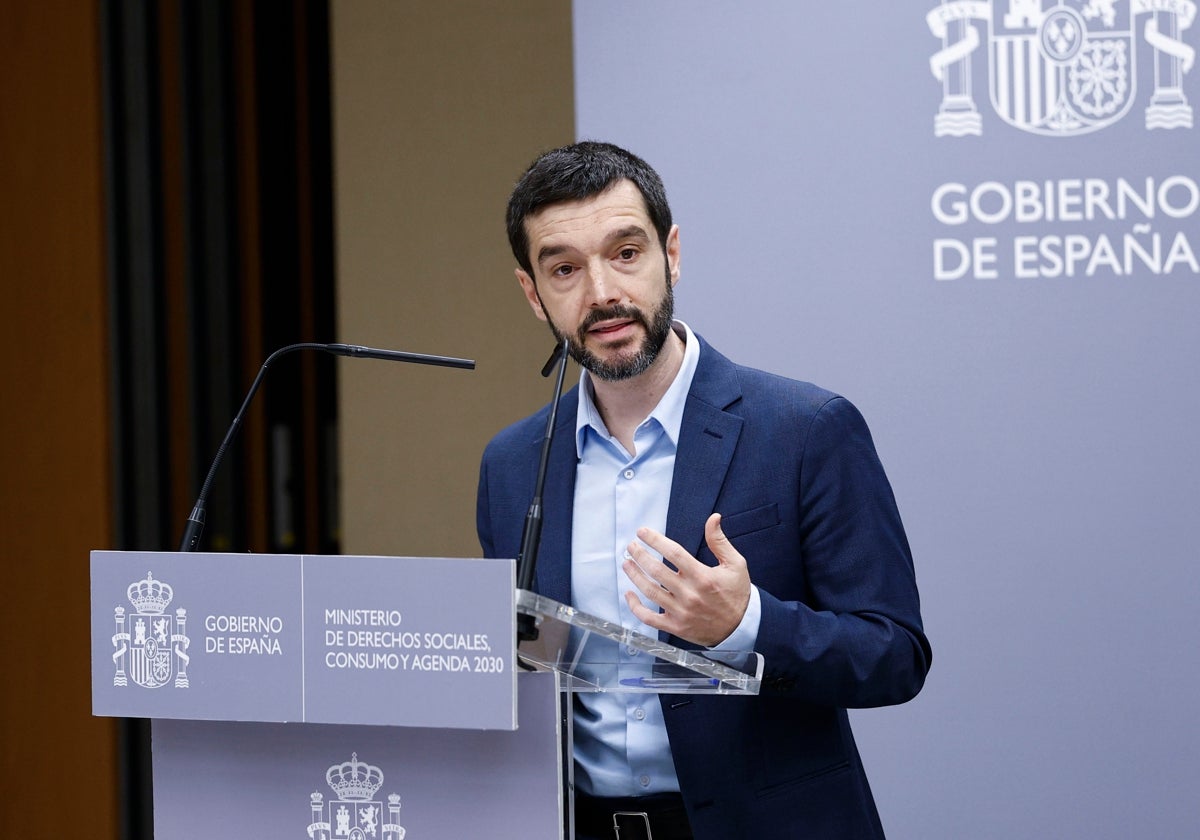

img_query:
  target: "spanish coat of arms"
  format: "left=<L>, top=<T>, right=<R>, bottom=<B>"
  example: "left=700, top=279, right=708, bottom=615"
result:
left=111, top=572, right=191, bottom=689
left=307, top=753, right=406, bottom=840
left=928, top=0, right=1196, bottom=135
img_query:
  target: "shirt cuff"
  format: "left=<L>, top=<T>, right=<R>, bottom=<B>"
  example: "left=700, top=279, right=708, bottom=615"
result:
left=709, top=584, right=761, bottom=651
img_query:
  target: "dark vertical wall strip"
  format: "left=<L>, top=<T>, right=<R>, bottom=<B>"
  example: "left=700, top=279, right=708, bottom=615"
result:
left=255, top=1, right=338, bottom=554
left=103, top=1, right=171, bottom=552
left=305, top=7, right=339, bottom=553
left=255, top=7, right=303, bottom=551
left=230, top=0, right=270, bottom=550
left=101, top=6, right=164, bottom=835
left=180, top=0, right=244, bottom=551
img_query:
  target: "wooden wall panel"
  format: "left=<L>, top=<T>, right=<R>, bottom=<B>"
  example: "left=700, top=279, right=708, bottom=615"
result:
left=0, top=1, right=117, bottom=836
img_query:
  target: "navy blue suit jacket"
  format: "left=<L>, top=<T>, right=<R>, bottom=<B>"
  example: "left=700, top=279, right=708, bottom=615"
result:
left=477, top=337, right=931, bottom=839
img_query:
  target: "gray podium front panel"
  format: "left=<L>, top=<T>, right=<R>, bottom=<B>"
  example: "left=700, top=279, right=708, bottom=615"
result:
left=92, top=550, right=517, bottom=730
left=151, top=671, right=564, bottom=839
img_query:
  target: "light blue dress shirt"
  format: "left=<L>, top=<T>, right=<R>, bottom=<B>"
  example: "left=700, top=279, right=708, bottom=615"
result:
left=571, top=321, right=762, bottom=797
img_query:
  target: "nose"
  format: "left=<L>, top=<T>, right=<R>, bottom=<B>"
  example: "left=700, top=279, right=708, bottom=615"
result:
left=583, top=262, right=621, bottom=308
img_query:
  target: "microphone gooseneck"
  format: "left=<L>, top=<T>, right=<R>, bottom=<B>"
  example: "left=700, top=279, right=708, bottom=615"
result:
left=178, top=341, right=474, bottom=552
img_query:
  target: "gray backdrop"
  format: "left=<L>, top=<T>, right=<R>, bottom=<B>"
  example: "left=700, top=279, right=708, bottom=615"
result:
left=574, top=2, right=1199, bottom=837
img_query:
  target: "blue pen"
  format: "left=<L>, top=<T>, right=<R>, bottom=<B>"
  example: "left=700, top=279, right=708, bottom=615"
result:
left=619, top=676, right=721, bottom=689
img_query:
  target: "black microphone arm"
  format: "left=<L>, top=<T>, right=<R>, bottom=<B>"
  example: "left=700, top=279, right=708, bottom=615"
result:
left=516, top=337, right=571, bottom=641
left=323, top=343, right=476, bottom=368
left=178, top=341, right=475, bottom=552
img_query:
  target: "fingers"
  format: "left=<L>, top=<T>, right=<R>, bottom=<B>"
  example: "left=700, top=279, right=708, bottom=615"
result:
left=621, top=556, right=671, bottom=635
left=621, top=516, right=752, bottom=646
left=622, top=538, right=680, bottom=635
left=705, top=512, right=748, bottom=572
left=704, top=512, right=727, bottom=555
left=632, top=526, right=701, bottom=574
left=633, top=514, right=743, bottom=573
left=624, top=588, right=664, bottom=629
left=704, top=512, right=745, bottom=567
left=623, top=517, right=735, bottom=600
left=622, top=544, right=672, bottom=606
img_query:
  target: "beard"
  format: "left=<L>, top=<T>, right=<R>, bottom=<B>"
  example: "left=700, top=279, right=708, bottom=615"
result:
left=544, top=271, right=675, bottom=382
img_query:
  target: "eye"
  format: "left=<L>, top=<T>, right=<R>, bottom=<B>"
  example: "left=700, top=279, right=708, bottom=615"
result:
left=552, top=263, right=576, bottom=277
left=617, top=247, right=638, bottom=261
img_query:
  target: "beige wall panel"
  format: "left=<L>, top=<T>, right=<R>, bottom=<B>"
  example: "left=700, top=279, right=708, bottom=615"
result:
left=332, top=2, right=575, bottom=556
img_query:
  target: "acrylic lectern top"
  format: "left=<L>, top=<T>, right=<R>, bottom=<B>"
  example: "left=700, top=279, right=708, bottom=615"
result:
left=516, top=589, right=762, bottom=695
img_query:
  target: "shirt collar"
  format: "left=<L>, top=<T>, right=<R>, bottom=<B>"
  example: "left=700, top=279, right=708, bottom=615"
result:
left=575, top=321, right=701, bottom=457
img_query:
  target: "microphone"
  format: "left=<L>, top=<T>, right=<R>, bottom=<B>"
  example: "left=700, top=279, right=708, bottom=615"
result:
left=539, top=339, right=567, bottom=377
left=178, top=341, right=475, bottom=552
left=516, top=337, right=571, bottom=642
left=324, top=343, right=475, bottom=369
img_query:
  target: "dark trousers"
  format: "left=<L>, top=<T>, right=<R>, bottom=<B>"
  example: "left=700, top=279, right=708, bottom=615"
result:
left=574, top=791, right=693, bottom=840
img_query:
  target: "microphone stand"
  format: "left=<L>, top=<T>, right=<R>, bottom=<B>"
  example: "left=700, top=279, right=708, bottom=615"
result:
left=516, top=337, right=571, bottom=642
left=178, top=342, right=474, bottom=552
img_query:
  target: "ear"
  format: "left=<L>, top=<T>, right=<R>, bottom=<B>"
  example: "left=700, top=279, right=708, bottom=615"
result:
left=516, top=268, right=548, bottom=322
left=665, top=224, right=681, bottom=287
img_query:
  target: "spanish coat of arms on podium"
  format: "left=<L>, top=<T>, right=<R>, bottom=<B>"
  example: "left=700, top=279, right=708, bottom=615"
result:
left=307, top=753, right=406, bottom=840
left=111, top=571, right=191, bottom=689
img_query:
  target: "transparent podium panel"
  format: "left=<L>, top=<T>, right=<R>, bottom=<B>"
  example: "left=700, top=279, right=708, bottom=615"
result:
left=516, top=589, right=762, bottom=695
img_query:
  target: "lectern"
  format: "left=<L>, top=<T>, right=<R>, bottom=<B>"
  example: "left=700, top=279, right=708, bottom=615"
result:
left=92, top=550, right=761, bottom=838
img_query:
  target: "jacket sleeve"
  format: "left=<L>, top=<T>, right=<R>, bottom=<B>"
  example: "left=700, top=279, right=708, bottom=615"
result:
left=476, top=451, right=496, bottom=558
left=753, top=396, right=931, bottom=708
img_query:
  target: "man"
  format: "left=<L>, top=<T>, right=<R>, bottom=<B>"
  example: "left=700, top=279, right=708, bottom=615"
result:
left=477, top=141, right=931, bottom=840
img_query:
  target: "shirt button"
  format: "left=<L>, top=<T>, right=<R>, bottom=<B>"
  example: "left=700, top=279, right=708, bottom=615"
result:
left=623, top=468, right=635, bottom=479
left=634, top=708, right=646, bottom=721
left=639, top=775, right=651, bottom=788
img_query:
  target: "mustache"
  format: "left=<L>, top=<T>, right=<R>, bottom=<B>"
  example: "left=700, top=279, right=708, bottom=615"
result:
left=579, top=305, right=648, bottom=334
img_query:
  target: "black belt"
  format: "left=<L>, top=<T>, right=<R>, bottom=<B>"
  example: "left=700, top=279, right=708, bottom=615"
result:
left=573, top=791, right=693, bottom=840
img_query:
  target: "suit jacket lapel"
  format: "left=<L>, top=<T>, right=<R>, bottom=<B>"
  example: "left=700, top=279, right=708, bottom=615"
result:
left=665, top=339, right=744, bottom=563
left=534, top=389, right=578, bottom=605
left=538, top=339, right=742, bottom=607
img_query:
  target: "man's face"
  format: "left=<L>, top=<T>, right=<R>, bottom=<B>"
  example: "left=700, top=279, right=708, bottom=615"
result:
left=515, top=180, right=680, bottom=382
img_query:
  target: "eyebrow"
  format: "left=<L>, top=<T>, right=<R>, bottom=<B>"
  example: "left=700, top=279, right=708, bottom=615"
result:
left=536, top=225, right=652, bottom=267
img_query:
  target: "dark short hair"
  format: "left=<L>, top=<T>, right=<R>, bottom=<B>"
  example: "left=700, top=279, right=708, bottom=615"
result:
left=506, top=141, right=673, bottom=275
